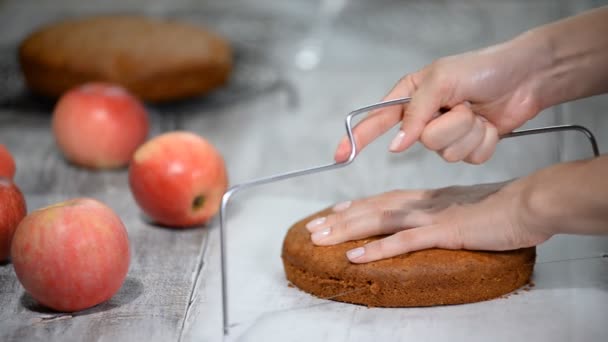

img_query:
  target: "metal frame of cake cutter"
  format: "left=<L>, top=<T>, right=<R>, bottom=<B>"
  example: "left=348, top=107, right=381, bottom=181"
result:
left=218, top=97, right=600, bottom=335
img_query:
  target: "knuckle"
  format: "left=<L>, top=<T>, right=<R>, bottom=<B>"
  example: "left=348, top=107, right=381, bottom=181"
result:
left=380, top=208, right=400, bottom=222
left=420, top=130, right=440, bottom=151
left=400, top=74, right=414, bottom=86
left=331, top=220, right=350, bottom=239
left=352, top=130, right=365, bottom=146
left=395, top=230, right=412, bottom=245
left=369, top=199, right=385, bottom=213
left=428, top=59, right=446, bottom=74
left=402, top=72, right=423, bottom=90
left=504, top=225, right=524, bottom=248
left=450, top=225, right=466, bottom=249
left=401, top=106, right=417, bottom=120
left=469, top=157, right=485, bottom=165
left=428, top=71, right=450, bottom=95
left=377, top=190, right=406, bottom=206
left=466, top=152, right=486, bottom=165
left=376, top=114, right=395, bottom=133
left=384, top=189, right=403, bottom=198
left=332, top=221, right=353, bottom=236
left=440, top=148, right=462, bottom=163
left=462, top=110, right=476, bottom=130
left=494, top=115, right=520, bottom=133
left=339, top=220, right=354, bottom=234
left=374, top=239, right=389, bottom=259
left=464, top=150, right=484, bottom=165
left=330, top=212, right=347, bottom=224
left=439, top=225, right=464, bottom=250
left=370, top=120, right=385, bottom=139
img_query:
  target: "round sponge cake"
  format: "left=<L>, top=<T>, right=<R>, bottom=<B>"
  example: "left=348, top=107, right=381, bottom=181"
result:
left=19, top=15, right=232, bottom=102
left=282, top=208, right=535, bottom=307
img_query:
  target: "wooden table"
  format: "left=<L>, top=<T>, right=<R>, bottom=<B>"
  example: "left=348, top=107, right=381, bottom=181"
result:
left=1, top=1, right=607, bottom=341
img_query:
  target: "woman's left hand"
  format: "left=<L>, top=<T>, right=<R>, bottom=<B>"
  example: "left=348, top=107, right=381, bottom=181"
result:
left=305, top=179, right=551, bottom=263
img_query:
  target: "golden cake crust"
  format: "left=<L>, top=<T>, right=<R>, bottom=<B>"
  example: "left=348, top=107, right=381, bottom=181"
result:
left=282, top=208, right=535, bottom=307
left=18, top=15, right=232, bottom=102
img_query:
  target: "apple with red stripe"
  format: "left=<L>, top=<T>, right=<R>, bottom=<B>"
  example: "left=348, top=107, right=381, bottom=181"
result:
left=0, top=177, right=26, bottom=262
left=0, top=144, right=16, bottom=179
left=128, top=131, right=228, bottom=227
left=11, top=198, right=130, bottom=312
left=52, top=83, right=149, bottom=169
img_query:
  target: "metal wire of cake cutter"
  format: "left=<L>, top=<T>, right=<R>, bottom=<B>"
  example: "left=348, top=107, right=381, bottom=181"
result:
left=218, top=97, right=600, bottom=336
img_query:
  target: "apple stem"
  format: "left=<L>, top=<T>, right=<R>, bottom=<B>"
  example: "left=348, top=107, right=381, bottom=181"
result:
left=192, top=195, right=205, bottom=211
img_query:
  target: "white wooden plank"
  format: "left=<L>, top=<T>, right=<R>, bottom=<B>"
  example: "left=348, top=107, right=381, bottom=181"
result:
left=0, top=90, right=209, bottom=342
left=207, top=201, right=607, bottom=342
left=182, top=196, right=608, bottom=342
left=179, top=196, right=332, bottom=342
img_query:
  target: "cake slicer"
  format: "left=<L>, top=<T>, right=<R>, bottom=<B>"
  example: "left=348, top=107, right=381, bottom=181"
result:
left=218, top=97, right=600, bottom=335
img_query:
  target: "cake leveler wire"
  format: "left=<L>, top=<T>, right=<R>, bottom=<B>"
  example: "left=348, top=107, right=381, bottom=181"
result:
left=218, top=97, right=600, bottom=336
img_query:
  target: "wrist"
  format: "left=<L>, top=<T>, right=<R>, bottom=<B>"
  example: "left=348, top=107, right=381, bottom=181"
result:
left=517, top=158, right=604, bottom=237
left=509, top=7, right=608, bottom=110
left=505, top=28, right=556, bottom=111
left=516, top=165, right=566, bottom=238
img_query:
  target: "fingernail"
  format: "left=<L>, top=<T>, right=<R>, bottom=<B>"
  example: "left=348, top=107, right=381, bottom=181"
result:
left=333, top=201, right=351, bottom=212
left=311, top=227, right=331, bottom=242
left=306, top=217, right=326, bottom=231
left=389, top=130, right=406, bottom=151
left=347, top=247, right=365, bottom=260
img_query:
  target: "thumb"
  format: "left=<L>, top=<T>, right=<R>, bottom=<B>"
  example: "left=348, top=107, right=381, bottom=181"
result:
left=389, top=83, right=443, bottom=153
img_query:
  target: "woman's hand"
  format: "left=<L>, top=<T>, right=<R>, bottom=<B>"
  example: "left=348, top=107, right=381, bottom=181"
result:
left=305, top=178, right=551, bottom=263
left=317, top=7, right=608, bottom=263
left=335, top=7, right=608, bottom=165
left=309, top=155, right=608, bottom=264
left=335, top=35, right=548, bottom=165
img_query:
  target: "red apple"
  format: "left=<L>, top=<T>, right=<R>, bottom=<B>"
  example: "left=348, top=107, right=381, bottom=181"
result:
left=52, top=82, right=149, bottom=169
left=11, top=198, right=130, bottom=312
left=128, top=131, right=228, bottom=227
left=0, top=144, right=16, bottom=179
left=0, top=177, right=26, bottom=261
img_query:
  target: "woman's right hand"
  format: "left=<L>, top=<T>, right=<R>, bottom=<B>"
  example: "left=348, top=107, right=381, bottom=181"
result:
left=334, top=33, right=548, bottom=164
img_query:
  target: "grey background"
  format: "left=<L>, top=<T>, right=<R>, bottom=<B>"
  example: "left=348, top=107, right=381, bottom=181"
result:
left=0, top=1, right=607, bottom=341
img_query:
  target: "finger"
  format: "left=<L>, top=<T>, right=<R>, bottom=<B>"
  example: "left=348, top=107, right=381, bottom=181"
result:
left=389, top=79, right=444, bottom=153
left=306, top=202, right=371, bottom=233
left=419, top=103, right=475, bottom=151
left=311, top=209, right=431, bottom=246
left=334, top=108, right=403, bottom=162
left=346, top=225, right=451, bottom=263
left=305, top=190, right=427, bottom=233
left=332, top=189, right=427, bottom=213
left=346, top=223, right=468, bottom=263
left=464, top=122, right=499, bottom=164
left=439, top=116, right=485, bottom=163
left=334, top=75, right=417, bottom=162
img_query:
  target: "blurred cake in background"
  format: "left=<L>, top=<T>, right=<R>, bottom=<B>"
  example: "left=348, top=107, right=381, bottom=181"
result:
left=18, top=15, right=232, bottom=102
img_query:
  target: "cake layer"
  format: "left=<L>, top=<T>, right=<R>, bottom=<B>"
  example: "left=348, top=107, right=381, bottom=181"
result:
left=282, top=208, right=535, bottom=307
